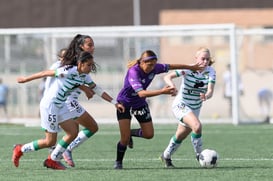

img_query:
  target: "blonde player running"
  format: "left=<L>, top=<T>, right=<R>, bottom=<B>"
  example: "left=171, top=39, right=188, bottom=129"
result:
left=12, top=51, right=96, bottom=170
left=160, top=47, right=216, bottom=168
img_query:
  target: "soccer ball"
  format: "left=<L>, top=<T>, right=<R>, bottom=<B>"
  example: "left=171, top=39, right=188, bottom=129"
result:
left=199, top=149, right=219, bottom=168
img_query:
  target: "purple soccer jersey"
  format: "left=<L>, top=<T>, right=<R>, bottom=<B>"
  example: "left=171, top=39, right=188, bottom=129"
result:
left=117, top=63, right=169, bottom=108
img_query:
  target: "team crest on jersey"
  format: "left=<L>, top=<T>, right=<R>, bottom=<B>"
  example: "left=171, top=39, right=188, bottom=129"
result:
left=141, top=79, right=146, bottom=83
left=50, top=123, right=56, bottom=130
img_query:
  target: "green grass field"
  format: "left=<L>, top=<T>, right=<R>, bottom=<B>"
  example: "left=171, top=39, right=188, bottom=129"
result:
left=0, top=123, right=272, bottom=181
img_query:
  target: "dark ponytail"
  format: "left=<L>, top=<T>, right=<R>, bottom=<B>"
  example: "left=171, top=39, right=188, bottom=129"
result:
left=62, top=34, right=92, bottom=66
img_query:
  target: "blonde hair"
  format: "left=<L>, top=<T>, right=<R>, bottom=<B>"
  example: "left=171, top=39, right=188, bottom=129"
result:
left=196, top=47, right=215, bottom=66
left=127, top=50, right=158, bottom=68
left=127, top=58, right=140, bottom=68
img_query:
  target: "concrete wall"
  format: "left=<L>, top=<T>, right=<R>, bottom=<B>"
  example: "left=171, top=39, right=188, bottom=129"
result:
left=0, top=0, right=273, bottom=28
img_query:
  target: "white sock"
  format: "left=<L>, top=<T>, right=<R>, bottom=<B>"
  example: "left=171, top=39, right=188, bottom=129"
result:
left=191, top=136, right=202, bottom=155
left=50, top=144, right=66, bottom=161
left=67, top=130, right=89, bottom=151
left=21, top=142, right=35, bottom=153
left=163, top=136, right=181, bottom=159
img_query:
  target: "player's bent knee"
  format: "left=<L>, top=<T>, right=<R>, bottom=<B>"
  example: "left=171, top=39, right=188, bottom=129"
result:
left=143, top=133, right=154, bottom=139
left=92, top=125, right=99, bottom=133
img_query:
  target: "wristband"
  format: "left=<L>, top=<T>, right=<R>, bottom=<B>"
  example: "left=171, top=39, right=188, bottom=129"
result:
left=111, top=99, right=118, bottom=105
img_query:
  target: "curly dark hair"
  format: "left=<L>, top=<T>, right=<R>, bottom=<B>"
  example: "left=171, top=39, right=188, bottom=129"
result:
left=61, top=34, right=92, bottom=66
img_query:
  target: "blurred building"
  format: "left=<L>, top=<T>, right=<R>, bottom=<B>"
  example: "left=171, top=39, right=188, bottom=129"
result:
left=160, top=8, right=273, bottom=70
left=0, top=0, right=272, bottom=27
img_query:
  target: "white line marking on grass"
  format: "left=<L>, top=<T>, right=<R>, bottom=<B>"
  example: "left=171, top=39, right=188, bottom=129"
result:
left=5, top=158, right=273, bottom=163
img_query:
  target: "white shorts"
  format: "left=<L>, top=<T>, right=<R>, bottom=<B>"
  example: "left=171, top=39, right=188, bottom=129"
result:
left=66, top=98, right=86, bottom=119
left=172, top=102, right=200, bottom=127
left=40, top=97, right=86, bottom=133
left=40, top=103, right=75, bottom=133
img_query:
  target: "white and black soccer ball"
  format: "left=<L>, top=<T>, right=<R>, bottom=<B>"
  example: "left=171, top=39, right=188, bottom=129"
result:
left=199, top=149, right=219, bottom=168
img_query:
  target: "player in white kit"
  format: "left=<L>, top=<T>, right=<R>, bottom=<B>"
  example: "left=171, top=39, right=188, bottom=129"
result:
left=12, top=51, right=96, bottom=170
left=53, top=34, right=124, bottom=167
left=160, top=47, right=216, bottom=168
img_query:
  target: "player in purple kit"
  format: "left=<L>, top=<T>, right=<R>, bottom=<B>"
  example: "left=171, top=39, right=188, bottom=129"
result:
left=114, top=50, right=203, bottom=169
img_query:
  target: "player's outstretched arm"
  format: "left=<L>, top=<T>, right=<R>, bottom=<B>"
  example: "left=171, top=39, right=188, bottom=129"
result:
left=169, top=62, right=204, bottom=71
left=91, top=84, right=125, bottom=113
left=17, top=70, right=55, bottom=83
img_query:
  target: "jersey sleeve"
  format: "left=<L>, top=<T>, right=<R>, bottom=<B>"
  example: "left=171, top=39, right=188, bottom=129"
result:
left=84, top=74, right=94, bottom=85
left=49, top=61, right=61, bottom=70
left=154, top=63, right=170, bottom=74
left=208, top=67, right=216, bottom=84
left=55, top=66, right=76, bottom=78
left=128, top=68, right=143, bottom=92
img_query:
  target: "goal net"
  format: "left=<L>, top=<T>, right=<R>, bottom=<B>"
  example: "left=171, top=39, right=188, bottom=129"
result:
left=0, top=24, right=272, bottom=125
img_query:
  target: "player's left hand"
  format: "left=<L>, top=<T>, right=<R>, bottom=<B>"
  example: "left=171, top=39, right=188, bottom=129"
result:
left=200, top=93, right=207, bottom=101
left=116, top=103, right=125, bottom=113
left=17, top=77, right=27, bottom=83
left=190, top=62, right=205, bottom=71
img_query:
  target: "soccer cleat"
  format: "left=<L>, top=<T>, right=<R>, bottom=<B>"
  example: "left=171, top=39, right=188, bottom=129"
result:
left=62, top=150, right=75, bottom=167
left=12, top=144, right=23, bottom=167
left=160, top=154, right=175, bottom=168
left=43, top=156, right=66, bottom=170
left=128, top=136, right=133, bottom=149
left=114, top=161, right=123, bottom=169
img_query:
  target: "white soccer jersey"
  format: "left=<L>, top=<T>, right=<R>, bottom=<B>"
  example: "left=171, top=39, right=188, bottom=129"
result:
left=66, top=72, right=94, bottom=101
left=44, top=60, right=61, bottom=94
left=43, top=61, right=95, bottom=122
left=41, top=65, right=92, bottom=107
left=172, top=66, right=216, bottom=110
left=44, top=61, right=94, bottom=101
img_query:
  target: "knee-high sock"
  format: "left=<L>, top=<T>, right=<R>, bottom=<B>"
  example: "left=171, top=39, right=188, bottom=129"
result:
left=116, top=142, right=127, bottom=162
left=50, top=139, right=69, bottom=161
left=163, top=135, right=182, bottom=159
left=21, top=140, right=40, bottom=153
left=191, top=133, right=202, bottom=155
left=67, top=128, right=94, bottom=151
